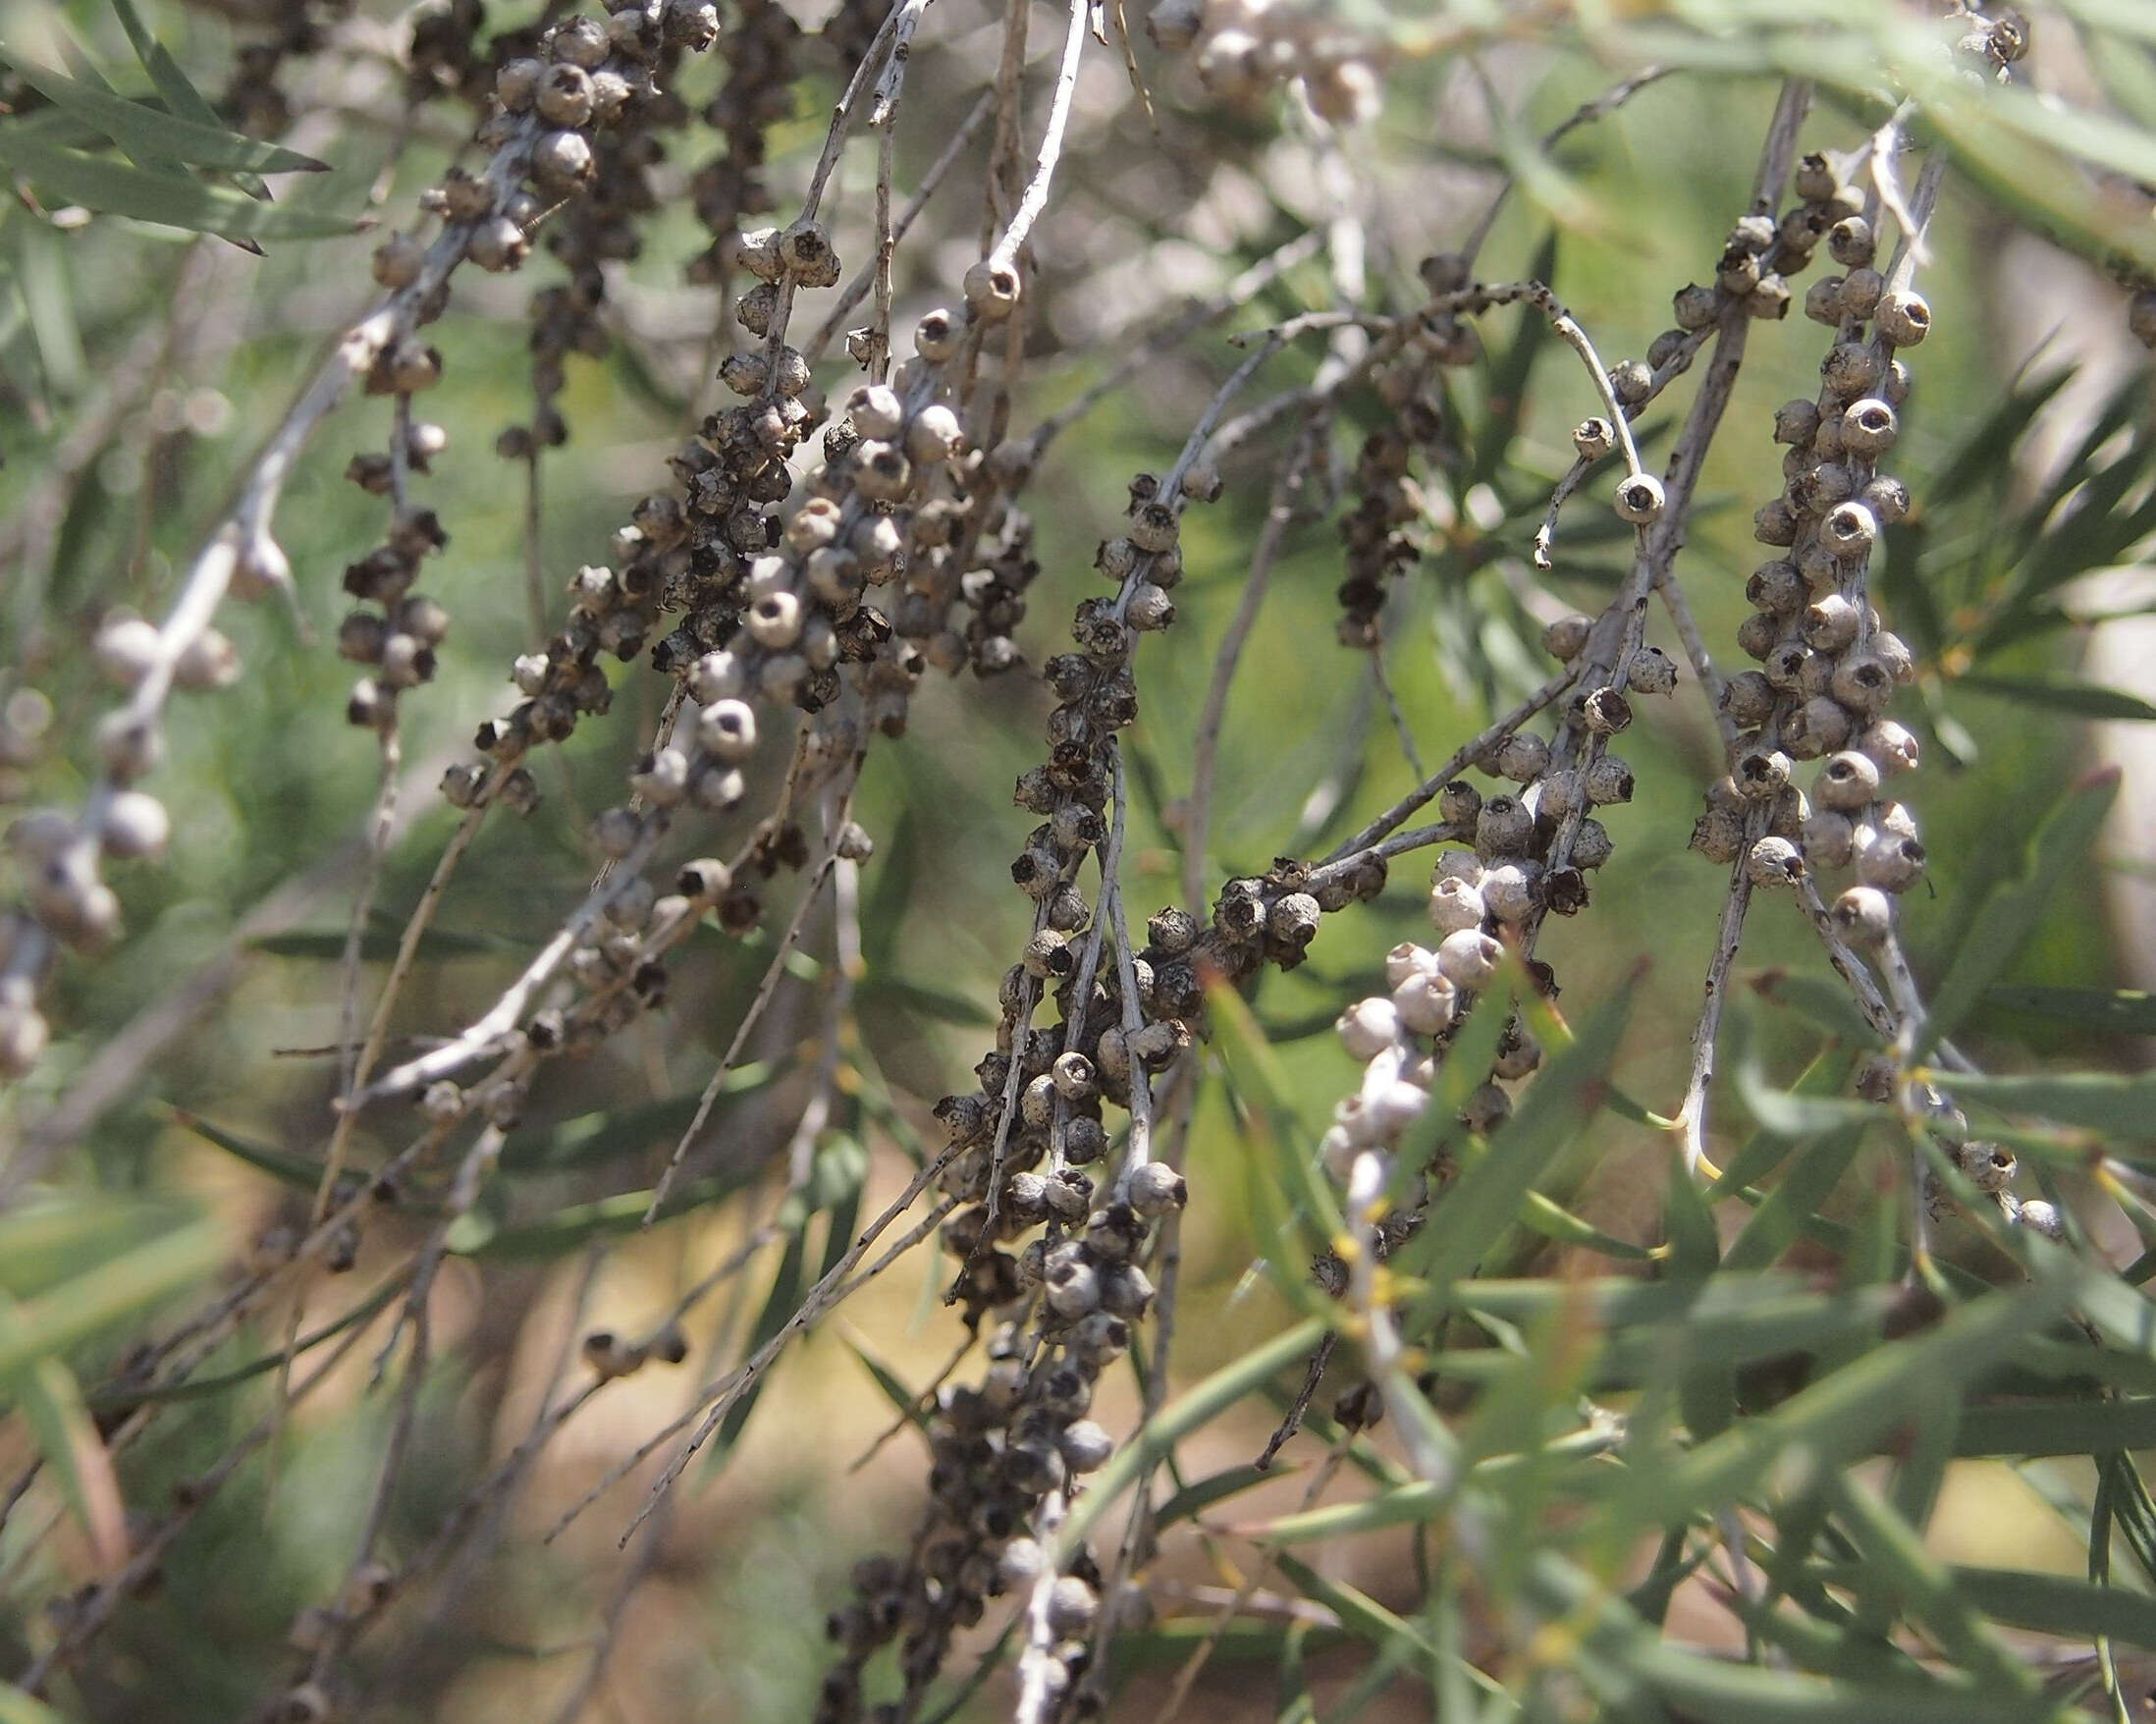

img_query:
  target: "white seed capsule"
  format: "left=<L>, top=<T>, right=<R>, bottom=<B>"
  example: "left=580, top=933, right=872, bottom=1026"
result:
left=1481, top=863, right=1539, bottom=925
left=963, top=260, right=1021, bottom=321
left=468, top=215, right=529, bottom=274
left=0, top=1000, right=49, bottom=1078
left=1427, top=875, right=1485, bottom=935
left=1841, top=398, right=1898, bottom=458
left=1873, top=290, right=1931, bottom=348
left=1336, top=997, right=1401, bottom=1062
left=2015, top=1198, right=2065, bottom=1240
left=1572, top=818, right=1614, bottom=870
left=103, top=791, right=170, bottom=860
left=1631, top=646, right=1679, bottom=695
left=905, top=404, right=963, bottom=465
left=1384, top=942, right=1438, bottom=990
left=1745, top=836, right=1804, bottom=887
left=1391, top=971, right=1458, bottom=1036
left=1854, top=828, right=1926, bottom=892
left=1818, top=502, right=1876, bottom=562
left=1838, top=268, right=1885, bottom=321
left=97, top=713, right=163, bottom=781
left=591, top=806, right=643, bottom=859
left=1803, top=594, right=1860, bottom=653
left=1572, top=418, right=1615, bottom=460
left=1583, top=755, right=1635, bottom=806
left=1856, top=720, right=1919, bottom=776
left=1534, top=772, right=1582, bottom=821
left=94, top=616, right=162, bottom=687
left=531, top=129, right=595, bottom=191
left=1613, top=473, right=1665, bottom=524
left=1956, top=1141, right=2016, bottom=1194
left=745, top=590, right=803, bottom=650
left=687, top=651, right=743, bottom=703
left=1814, top=750, right=1880, bottom=811
left=1831, top=884, right=1892, bottom=943
left=176, top=626, right=241, bottom=691
left=1735, top=745, right=1792, bottom=800
left=629, top=747, right=691, bottom=808
left=1433, top=849, right=1483, bottom=886
left=1364, top=1081, right=1429, bottom=1141
left=1436, top=928, right=1502, bottom=990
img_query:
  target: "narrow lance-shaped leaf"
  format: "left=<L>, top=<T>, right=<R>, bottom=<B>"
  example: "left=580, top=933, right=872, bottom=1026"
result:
left=1918, top=767, right=2120, bottom=1063
left=1402, top=976, right=1635, bottom=1303
left=107, top=0, right=271, bottom=197
left=0, top=128, right=358, bottom=241
left=0, top=52, right=328, bottom=175
left=0, top=1293, right=128, bottom=1570
left=0, top=1215, right=223, bottom=1380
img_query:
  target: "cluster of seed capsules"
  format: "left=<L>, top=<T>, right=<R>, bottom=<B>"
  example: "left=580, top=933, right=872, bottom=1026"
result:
left=337, top=5, right=721, bottom=752
left=817, top=1231, right=1171, bottom=1724
left=1311, top=629, right=1663, bottom=1266
left=498, top=9, right=709, bottom=463
left=1683, top=153, right=1936, bottom=942
left=1147, top=0, right=1383, bottom=126
left=219, top=0, right=357, bottom=138
left=1335, top=254, right=1479, bottom=649
left=684, top=0, right=799, bottom=293
left=815, top=456, right=1410, bottom=1719
left=406, top=267, right=1060, bottom=1109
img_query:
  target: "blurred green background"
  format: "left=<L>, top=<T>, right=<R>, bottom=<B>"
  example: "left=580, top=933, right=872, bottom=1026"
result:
left=0, top=0, right=2151, bottom=1718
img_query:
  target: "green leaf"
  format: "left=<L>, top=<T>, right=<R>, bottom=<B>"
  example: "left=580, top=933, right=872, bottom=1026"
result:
left=1951, top=1566, right=2156, bottom=1653
left=1733, top=1028, right=1876, bottom=1142
left=107, top=0, right=270, bottom=198
left=0, top=1215, right=223, bottom=1379
left=0, top=1302, right=126, bottom=1569
left=1055, top=1319, right=1328, bottom=1561
left=1402, top=978, right=1634, bottom=1301
left=0, top=1197, right=196, bottom=1299
left=169, top=1107, right=338, bottom=1191
left=0, top=53, right=327, bottom=175
left=709, top=1224, right=811, bottom=1460
left=1927, top=366, right=2075, bottom=507
left=1960, top=676, right=2156, bottom=722
left=1823, top=1472, right=2037, bottom=1695
left=446, top=1171, right=755, bottom=1258
left=1273, top=1551, right=1433, bottom=1658
left=838, top=1330, right=928, bottom=1438
left=1941, top=1067, right=2156, bottom=1145
left=1468, top=229, right=1557, bottom=489
left=858, top=976, right=996, bottom=1028
left=250, top=923, right=513, bottom=960
left=0, top=127, right=358, bottom=241
left=8, top=219, right=81, bottom=399
left=1155, top=1461, right=1280, bottom=1531
left=1515, top=1190, right=1655, bottom=1262
left=501, top=1075, right=775, bottom=1172
left=88, top=1276, right=403, bottom=1409
left=1752, top=970, right=1885, bottom=1047
left=1628, top=1278, right=2075, bottom=1526
left=1525, top=1547, right=2056, bottom=1724
left=1957, top=1396, right=2156, bottom=1457
left=1984, top=986, right=2156, bottom=1036
left=1917, top=770, right=2119, bottom=1060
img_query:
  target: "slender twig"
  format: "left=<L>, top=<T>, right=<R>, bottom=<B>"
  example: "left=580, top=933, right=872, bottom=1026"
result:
left=804, top=92, right=994, bottom=363
left=984, top=0, right=1090, bottom=281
